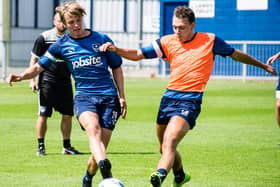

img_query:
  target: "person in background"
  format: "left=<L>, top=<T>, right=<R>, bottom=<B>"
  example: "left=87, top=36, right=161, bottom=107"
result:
left=100, top=6, right=276, bottom=187
left=6, top=2, right=127, bottom=187
left=267, top=52, right=280, bottom=128
left=29, top=9, right=80, bottom=156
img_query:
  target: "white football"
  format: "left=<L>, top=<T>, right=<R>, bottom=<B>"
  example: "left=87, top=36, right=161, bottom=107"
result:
left=98, top=178, right=125, bottom=187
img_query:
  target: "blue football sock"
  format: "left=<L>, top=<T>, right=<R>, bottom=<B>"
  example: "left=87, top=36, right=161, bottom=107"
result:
left=157, top=168, right=167, bottom=182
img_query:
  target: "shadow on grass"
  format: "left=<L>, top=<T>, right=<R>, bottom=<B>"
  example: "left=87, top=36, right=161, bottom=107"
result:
left=42, top=151, right=157, bottom=156
left=41, top=152, right=87, bottom=156
left=108, top=151, right=157, bottom=155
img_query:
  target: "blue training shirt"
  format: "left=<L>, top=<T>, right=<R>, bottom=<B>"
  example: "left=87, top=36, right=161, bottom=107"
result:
left=38, top=30, right=122, bottom=96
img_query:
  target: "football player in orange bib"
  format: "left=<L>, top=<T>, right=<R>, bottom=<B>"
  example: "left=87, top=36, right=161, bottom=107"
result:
left=100, top=6, right=276, bottom=187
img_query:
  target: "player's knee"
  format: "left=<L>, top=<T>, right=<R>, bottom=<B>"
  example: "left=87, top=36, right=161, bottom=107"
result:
left=85, top=123, right=101, bottom=134
left=162, top=141, right=177, bottom=153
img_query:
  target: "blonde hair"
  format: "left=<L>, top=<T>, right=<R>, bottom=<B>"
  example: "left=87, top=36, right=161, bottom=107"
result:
left=56, top=1, right=87, bottom=24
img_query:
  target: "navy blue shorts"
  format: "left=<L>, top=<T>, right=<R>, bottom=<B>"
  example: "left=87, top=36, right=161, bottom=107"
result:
left=74, top=95, right=121, bottom=130
left=156, top=97, right=201, bottom=129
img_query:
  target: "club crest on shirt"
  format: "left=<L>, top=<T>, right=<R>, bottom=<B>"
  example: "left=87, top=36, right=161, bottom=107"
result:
left=92, top=43, right=101, bottom=52
left=66, top=47, right=75, bottom=55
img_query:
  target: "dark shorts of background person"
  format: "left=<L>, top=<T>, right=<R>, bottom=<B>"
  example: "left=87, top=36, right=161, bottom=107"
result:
left=275, top=77, right=280, bottom=98
left=276, top=76, right=280, bottom=91
left=38, top=81, right=74, bottom=117
left=74, top=95, right=121, bottom=131
left=156, top=96, right=201, bottom=129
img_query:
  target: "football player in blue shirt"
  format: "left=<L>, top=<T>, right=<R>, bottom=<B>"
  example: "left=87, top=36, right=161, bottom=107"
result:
left=267, top=52, right=280, bottom=129
left=6, top=2, right=127, bottom=187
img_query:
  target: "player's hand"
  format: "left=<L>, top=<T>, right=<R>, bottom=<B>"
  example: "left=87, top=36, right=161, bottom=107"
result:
left=266, top=52, right=280, bottom=65
left=119, top=98, right=127, bottom=119
left=29, top=79, right=38, bottom=92
left=6, top=74, right=23, bottom=86
left=264, top=64, right=277, bottom=76
left=99, top=42, right=117, bottom=52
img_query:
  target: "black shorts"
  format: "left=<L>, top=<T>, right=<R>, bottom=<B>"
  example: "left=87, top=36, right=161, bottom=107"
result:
left=38, top=81, right=74, bottom=117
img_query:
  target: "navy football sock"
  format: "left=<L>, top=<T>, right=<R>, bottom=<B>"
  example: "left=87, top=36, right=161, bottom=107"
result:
left=38, top=138, right=44, bottom=149
left=173, top=167, right=185, bottom=183
left=157, top=168, right=167, bottom=182
left=98, top=159, right=112, bottom=179
left=83, top=170, right=94, bottom=182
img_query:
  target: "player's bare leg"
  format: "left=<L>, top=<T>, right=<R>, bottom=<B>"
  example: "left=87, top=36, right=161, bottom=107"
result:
left=36, top=116, right=47, bottom=156
left=36, top=116, right=48, bottom=139
left=86, top=127, right=112, bottom=177
left=172, top=150, right=191, bottom=186
left=61, top=115, right=72, bottom=140
left=150, top=116, right=190, bottom=186
left=60, top=115, right=80, bottom=154
left=275, top=99, right=280, bottom=146
left=80, top=111, right=113, bottom=186
left=158, top=116, right=190, bottom=171
left=276, top=98, right=280, bottom=128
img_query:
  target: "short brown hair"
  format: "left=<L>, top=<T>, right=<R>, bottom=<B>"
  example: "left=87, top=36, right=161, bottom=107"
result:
left=56, top=1, right=87, bottom=24
left=173, top=6, right=195, bottom=23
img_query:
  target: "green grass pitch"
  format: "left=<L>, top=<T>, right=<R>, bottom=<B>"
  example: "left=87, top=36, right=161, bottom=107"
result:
left=0, top=79, right=279, bottom=187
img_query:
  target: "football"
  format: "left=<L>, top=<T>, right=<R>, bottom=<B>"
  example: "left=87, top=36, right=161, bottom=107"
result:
left=98, top=178, right=125, bottom=187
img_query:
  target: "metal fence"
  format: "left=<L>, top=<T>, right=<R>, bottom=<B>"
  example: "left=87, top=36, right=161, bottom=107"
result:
left=1, top=40, right=280, bottom=80
left=119, top=40, right=280, bottom=80
left=1, top=0, right=280, bottom=80
left=213, top=41, right=280, bottom=80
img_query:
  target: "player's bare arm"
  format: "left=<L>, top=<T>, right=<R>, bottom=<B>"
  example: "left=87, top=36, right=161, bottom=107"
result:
left=112, top=66, right=127, bottom=119
left=6, top=63, right=44, bottom=86
left=28, top=56, right=39, bottom=92
left=267, top=52, right=280, bottom=65
left=230, top=49, right=277, bottom=75
left=100, top=42, right=145, bottom=61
